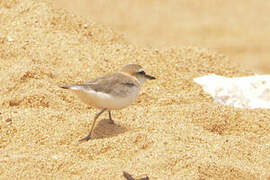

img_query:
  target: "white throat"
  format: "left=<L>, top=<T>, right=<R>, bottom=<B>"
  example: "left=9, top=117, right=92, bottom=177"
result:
left=135, top=76, right=146, bottom=86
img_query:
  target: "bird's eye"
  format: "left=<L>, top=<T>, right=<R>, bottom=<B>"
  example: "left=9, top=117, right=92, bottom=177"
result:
left=138, top=70, right=145, bottom=75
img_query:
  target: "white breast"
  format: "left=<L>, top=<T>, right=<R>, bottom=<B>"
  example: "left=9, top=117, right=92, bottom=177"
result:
left=71, top=87, right=139, bottom=110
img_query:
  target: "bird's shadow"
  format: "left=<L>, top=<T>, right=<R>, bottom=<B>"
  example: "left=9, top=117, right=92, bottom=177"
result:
left=91, top=119, right=128, bottom=139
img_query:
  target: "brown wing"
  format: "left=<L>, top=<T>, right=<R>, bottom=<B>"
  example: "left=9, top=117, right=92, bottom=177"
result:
left=77, top=73, right=140, bottom=97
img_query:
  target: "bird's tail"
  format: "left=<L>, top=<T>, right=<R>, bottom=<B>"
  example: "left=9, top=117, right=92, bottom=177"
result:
left=60, top=85, right=73, bottom=89
left=60, top=84, right=82, bottom=90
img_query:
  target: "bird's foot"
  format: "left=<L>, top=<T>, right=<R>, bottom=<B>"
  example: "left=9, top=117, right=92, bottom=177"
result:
left=79, top=135, right=91, bottom=142
left=108, top=119, right=114, bottom=124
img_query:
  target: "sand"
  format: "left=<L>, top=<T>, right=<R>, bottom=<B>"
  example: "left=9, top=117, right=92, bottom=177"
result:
left=51, top=0, right=270, bottom=74
left=0, top=0, right=270, bottom=179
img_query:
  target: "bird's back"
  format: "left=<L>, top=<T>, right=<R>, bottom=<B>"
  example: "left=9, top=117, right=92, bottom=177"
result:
left=61, top=73, right=141, bottom=109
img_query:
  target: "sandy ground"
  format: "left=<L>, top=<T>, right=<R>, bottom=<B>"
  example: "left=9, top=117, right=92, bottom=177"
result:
left=50, top=0, right=270, bottom=74
left=0, top=0, right=270, bottom=179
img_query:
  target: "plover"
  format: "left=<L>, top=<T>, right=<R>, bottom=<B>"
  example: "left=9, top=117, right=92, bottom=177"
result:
left=61, top=64, right=155, bottom=141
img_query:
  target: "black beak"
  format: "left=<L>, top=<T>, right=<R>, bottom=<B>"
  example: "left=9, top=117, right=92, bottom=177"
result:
left=145, top=74, right=156, bottom=80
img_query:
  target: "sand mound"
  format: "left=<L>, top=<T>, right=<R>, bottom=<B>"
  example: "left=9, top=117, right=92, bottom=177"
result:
left=0, top=0, right=269, bottom=179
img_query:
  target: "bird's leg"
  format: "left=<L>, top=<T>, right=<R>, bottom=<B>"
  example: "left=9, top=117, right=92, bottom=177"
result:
left=108, top=110, right=114, bottom=124
left=79, top=108, right=107, bottom=142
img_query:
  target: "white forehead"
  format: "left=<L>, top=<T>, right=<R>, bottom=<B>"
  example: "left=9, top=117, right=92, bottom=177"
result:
left=138, top=68, right=145, bottom=72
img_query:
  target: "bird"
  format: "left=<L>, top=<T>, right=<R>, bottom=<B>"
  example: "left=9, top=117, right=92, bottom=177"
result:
left=60, top=64, right=156, bottom=141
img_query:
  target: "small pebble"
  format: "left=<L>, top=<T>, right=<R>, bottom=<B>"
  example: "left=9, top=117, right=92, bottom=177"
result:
left=6, top=118, right=12, bottom=123
left=7, top=36, right=14, bottom=42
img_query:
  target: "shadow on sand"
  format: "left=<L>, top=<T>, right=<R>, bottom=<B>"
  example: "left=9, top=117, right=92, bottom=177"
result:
left=91, top=119, right=128, bottom=139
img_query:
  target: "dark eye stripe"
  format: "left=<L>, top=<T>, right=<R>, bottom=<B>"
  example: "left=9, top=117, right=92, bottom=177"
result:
left=138, top=71, right=145, bottom=75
